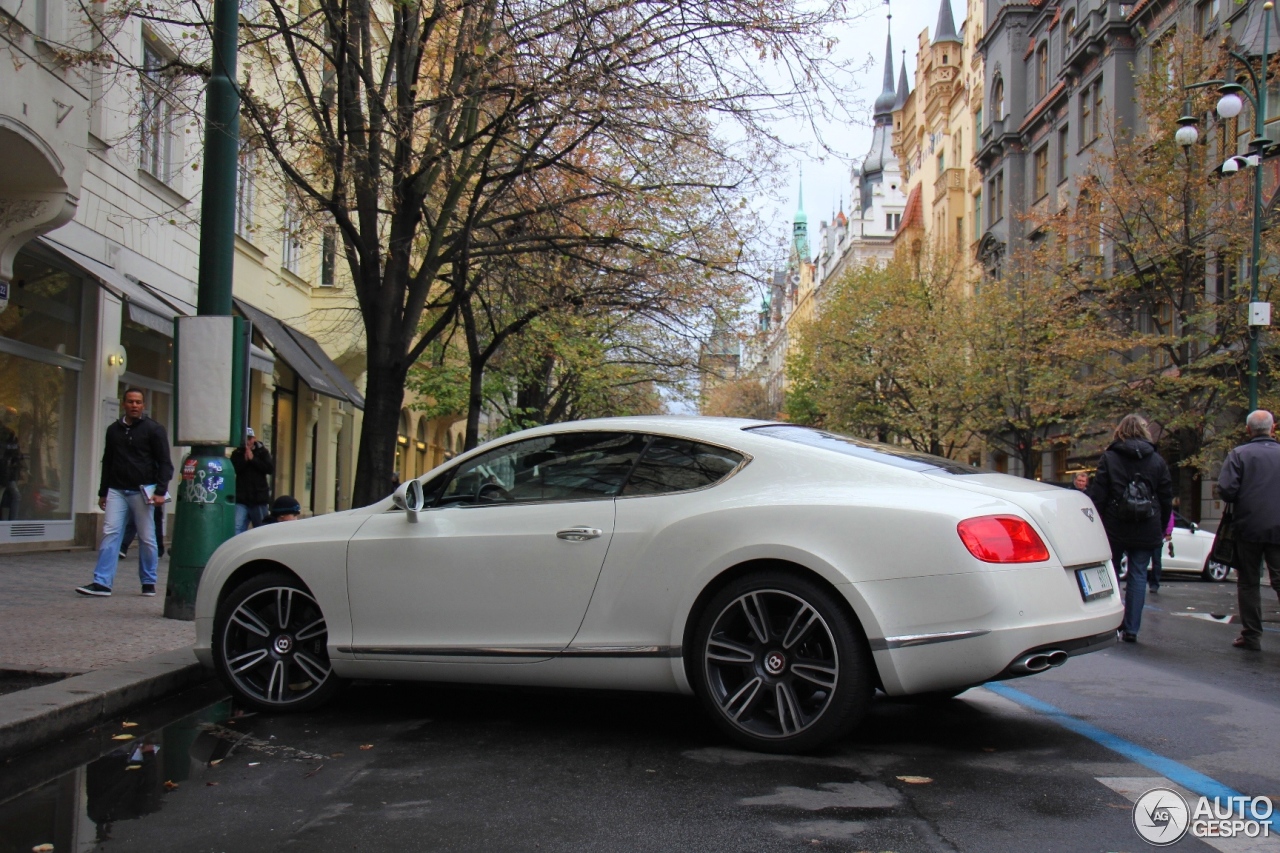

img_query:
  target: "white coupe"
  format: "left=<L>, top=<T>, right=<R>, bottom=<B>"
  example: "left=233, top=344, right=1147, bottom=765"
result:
left=193, top=417, right=1123, bottom=752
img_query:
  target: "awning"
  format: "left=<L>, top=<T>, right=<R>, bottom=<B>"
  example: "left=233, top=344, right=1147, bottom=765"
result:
left=234, top=298, right=364, bottom=409
left=249, top=343, right=275, bottom=374
left=37, top=236, right=178, bottom=336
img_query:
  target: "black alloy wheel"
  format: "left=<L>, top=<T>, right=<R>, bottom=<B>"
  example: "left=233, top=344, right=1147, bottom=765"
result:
left=691, top=571, right=873, bottom=753
left=214, top=572, right=340, bottom=712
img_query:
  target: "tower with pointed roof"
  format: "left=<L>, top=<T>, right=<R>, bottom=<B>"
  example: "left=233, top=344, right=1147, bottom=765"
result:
left=886, top=0, right=985, bottom=288
left=813, top=11, right=907, bottom=291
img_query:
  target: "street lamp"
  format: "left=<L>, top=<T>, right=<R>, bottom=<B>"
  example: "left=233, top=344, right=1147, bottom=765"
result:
left=1179, top=0, right=1277, bottom=411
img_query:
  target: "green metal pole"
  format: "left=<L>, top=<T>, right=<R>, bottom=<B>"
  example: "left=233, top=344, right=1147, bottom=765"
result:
left=1250, top=3, right=1272, bottom=413
left=165, top=0, right=241, bottom=620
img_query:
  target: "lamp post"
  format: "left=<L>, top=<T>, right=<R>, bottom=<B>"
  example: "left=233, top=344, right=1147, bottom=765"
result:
left=1181, top=0, right=1277, bottom=412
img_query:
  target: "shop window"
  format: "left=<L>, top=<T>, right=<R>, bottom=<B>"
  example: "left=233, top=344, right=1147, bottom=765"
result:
left=0, top=252, right=84, bottom=523
left=0, top=255, right=83, bottom=356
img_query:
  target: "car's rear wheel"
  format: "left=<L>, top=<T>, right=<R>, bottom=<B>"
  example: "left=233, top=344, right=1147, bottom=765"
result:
left=1202, top=559, right=1231, bottom=582
left=691, top=571, right=873, bottom=753
left=213, top=571, right=340, bottom=713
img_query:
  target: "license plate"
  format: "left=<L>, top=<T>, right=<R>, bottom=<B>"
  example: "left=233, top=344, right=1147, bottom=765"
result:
left=1076, top=564, right=1114, bottom=602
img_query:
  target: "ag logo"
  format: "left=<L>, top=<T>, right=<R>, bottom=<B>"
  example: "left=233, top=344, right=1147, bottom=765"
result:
left=1081, top=507, right=1095, bottom=522
left=1133, top=787, right=1190, bottom=846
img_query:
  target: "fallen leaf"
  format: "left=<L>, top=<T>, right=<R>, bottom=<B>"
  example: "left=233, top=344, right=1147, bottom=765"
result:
left=111, top=734, right=135, bottom=741
left=330, top=752, right=344, bottom=759
left=896, top=775, right=933, bottom=784
left=304, top=764, right=324, bottom=778
left=206, top=781, right=219, bottom=787
left=163, top=780, right=179, bottom=791
left=32, top=845, right=55, bottom=852
left=359, top=744, right=374, bottom=750
left=248, top=762, right=261, bottom=767
left=121, top=722, right=138, bottom=728
left=209, top=759, right=222, bottom=766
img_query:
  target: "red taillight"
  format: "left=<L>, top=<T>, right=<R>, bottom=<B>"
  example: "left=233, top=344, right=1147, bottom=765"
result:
left=956, top=515, right=1050, bottom=563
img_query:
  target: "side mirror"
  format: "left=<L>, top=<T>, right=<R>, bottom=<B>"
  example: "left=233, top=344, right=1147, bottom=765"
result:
left=391, top=479, right=425, bottom=523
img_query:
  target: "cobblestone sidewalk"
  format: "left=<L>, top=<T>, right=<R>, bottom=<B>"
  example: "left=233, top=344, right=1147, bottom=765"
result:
left=0, top=549, right=195, bottom=672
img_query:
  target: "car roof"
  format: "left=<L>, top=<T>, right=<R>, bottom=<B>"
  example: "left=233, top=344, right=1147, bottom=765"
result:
left=493, top=416, right=775, bottom=444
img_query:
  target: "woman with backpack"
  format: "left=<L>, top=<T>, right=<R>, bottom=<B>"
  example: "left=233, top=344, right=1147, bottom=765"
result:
left=1085, top=414, right=1174, bottom=643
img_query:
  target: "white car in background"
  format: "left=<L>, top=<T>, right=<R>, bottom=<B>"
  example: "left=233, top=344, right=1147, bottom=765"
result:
left=193, top=418, right=1123, bottom=753
left=1114, top=513, right=1233, bottom=582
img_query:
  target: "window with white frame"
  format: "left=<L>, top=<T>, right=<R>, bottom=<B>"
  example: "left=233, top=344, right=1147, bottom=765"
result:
left=235, top=140, right=255, bottom=238
left=140, top=40, right=176, bottom=182
left=281, top=203, right=302, bottom=274
left=320, top=227, right=337, bottom=286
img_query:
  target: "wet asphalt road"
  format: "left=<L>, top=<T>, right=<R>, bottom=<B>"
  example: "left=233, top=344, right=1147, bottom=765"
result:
left=3, top=576, right=1278, bottom=853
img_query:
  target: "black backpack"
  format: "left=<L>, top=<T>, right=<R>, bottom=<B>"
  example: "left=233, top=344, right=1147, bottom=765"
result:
left=1114, top=473, right=1157, bottom=522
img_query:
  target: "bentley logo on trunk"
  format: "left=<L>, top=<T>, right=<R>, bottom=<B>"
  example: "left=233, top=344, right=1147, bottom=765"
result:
left=1081, top=508, right=1095, bottom=522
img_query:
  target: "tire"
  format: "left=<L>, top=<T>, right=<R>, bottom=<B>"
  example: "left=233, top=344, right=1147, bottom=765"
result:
left=690, top=571, right=874, bottom=753
left=1202, top=559, right=1231, bottom=582
left=213, top=571, right=341, bottom=713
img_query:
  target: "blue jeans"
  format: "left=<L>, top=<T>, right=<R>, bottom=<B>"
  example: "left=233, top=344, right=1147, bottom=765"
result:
left=234, top=502, right=269, bottom=535
left=1115, top=545, right=1154, bottom=637
left=94, top=489, right=158, bottom=589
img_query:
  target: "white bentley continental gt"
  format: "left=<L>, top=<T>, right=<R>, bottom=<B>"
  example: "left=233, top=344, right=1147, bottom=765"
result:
left=193, top=417, right=1123, bottom=752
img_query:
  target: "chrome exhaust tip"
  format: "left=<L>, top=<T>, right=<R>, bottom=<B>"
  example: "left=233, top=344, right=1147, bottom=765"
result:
left=1045, top=650, right=1069, bottom=668
left=1012, top=653, right=1052, bottom=674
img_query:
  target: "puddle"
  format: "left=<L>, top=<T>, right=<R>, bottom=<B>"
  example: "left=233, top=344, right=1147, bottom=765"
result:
left=0, top=684, right=236, bottom=852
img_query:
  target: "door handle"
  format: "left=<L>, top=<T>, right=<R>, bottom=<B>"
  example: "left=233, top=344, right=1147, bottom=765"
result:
left=557, top=527, right=602, bottom=541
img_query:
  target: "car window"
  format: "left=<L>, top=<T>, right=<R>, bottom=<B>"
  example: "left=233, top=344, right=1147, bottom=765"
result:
left=621, top=436, right=745, bottom=497
left=435, top=432, right=646, bottom=507
left=745, top=424, right=980, bottom=475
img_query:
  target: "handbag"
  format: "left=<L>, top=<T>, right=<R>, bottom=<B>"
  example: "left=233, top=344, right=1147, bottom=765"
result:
left=1210, top=506, right=1237, bottom=567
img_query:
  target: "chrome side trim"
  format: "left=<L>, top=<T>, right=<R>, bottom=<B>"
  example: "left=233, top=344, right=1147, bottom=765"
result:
left=868, top=629, right=991, bottom=651
left=336, top=645, right=681, bottom=659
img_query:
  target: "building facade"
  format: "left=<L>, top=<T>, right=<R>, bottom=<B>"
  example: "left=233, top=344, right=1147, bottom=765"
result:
left=0, top=0, right=450, bottom=548
left=892, top=0, right=985, bottom=288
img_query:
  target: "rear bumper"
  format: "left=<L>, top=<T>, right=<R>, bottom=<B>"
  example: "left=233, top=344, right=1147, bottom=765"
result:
left=847, top=563, right=1123, bottom=696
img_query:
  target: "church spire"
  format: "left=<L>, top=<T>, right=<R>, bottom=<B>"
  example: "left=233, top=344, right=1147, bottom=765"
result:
left=893, top=49, right=909, bottom=111
left=933, top=0, right=962, bottom=45
left=873, top=29, right=897, bottom=117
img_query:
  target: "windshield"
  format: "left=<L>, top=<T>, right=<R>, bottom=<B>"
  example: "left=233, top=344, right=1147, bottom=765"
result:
left=745, top=425, right=981, bottom=475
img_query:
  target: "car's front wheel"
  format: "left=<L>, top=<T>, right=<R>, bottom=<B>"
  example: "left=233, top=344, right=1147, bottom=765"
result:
left=213, top=571, right=341, bottom=713
left=691, top=571, right=873, bottom=753
left=1202, top=559, right=1232, bottom=582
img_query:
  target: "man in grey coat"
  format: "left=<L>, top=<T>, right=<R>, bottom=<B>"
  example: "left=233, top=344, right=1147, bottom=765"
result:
left=1216, top=410, right=1280, bottom=651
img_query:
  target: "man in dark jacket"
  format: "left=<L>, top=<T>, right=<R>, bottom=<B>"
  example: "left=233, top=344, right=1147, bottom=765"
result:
left=77, top=389, right=173, bottom=597
left=230, top=428, right=274, bottom=534
left=1216, top=410, right=1280, bottom=651
left=1086, top=414, right=1173, bottom=643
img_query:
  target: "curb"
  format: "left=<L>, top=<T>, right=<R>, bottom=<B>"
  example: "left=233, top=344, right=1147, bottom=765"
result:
left=0, top=647, right=212, bottom=761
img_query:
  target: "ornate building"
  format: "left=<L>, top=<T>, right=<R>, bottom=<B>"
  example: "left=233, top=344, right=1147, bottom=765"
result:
left=892, top=0, right=986, bottom=289
left=813, top=26, right=909, bottom=294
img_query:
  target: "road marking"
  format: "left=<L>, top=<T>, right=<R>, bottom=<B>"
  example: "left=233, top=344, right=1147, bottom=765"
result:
left=985, top=682, right=1280, bottom=840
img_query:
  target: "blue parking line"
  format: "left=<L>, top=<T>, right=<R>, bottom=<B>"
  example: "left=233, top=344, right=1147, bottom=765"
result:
left=985, top=682, right=1280, bottom=832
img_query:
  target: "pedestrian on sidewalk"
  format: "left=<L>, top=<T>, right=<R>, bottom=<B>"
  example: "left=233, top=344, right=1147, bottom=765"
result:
left=1086, top=414, right=1173, bottom=644
left=230, top=427, right=274, bottom=534
left=77, top=389, right=173, bottom=597
left=119, top=501, right=166, bottom=559
left=1215, top=409, right=1280, bottom=652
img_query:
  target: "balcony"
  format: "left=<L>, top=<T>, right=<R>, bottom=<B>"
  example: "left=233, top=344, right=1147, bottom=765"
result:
left=933, top=168, right=966, bottom=202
